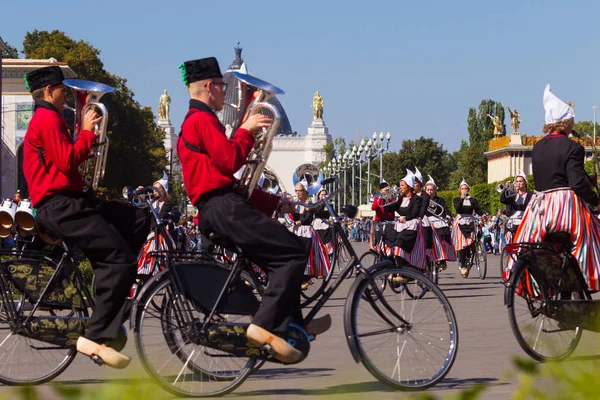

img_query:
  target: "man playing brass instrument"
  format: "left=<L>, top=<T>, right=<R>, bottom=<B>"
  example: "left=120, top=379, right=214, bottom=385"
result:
left=177, top=57, right=331, bottom=364
left=23, top=66, right=151, bottom=368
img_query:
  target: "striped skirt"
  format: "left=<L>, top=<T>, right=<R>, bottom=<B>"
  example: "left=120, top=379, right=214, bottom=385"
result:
left=382, top=220, right=427, bottom=270
left=452, top=216, right=477, bottom=251
left=137, top=231, right=173, bottom=276
left=290, top=224, right=331, bottom=277
left=424, top=216, right=457, bottom=262
left=305, top=228, right=332, bottom=277
left=511, top=188, right=600, bottom=291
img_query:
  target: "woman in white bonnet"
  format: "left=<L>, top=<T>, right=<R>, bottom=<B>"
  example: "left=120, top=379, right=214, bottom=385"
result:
left=512, top=84, right=600, bottom=290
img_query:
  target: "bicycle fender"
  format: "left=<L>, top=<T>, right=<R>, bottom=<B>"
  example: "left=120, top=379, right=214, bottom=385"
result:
left=504, top=257, right=530, bottom=307
left=129, top=269, right=171, bottom=331
left=343, top=260, right=394, bottom=363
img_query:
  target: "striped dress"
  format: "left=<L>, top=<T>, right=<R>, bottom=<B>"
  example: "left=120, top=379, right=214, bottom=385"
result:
left=511, top=188, right=600, bottom=290
left=382, top=195, right=427, bottom=270
left=452, top=197, right=485, bottom=251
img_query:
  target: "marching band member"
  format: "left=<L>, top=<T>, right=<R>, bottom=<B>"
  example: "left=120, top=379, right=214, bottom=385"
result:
left=453, top=178, right=485, bottom=276
left=382, top=170, right=426, bottom=269
left=291, top=183, right=330, bottom=286
left=312, top=188, right=333, bottom=250
left=22, top=66, right=151, bottom=368
left=370, top=179, right=396, bottom=252
left=500, top=171, right=533, bottom=235
left=513, top=84, right=600, bottom=290
left=177, top=57, right=330, bottom=364
left=424, top=176, right=456, bottom=269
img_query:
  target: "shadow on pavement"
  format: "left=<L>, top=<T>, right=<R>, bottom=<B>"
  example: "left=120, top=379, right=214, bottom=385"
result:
left=251, top=367, right=335, bottom=380
left=236, top=377, right=505, bottom=396
left=444, top=294, right=495, bottom=299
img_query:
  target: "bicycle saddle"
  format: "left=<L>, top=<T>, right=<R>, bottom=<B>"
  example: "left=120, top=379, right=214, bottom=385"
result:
left=208, top=232, right=240, bottom=254
left=545, top=232, right=572, bottom=252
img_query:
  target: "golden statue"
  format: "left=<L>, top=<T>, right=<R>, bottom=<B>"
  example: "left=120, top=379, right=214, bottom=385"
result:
left=312, top=91, right=324, bottom=121
left=158, top=89, right=171, bottom=120
left=487, top=114, right=504, bottom=137
left=507, top=107, right=521, bottom=133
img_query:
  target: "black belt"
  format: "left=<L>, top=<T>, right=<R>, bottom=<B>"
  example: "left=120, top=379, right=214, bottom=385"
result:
left=195, top=187, right=240, bottom=210
left=35, top=191, right=90, bottom=208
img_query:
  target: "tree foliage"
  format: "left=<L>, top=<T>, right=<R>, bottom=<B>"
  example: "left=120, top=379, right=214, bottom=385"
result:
left=380, top=136, right=455, bottom=191
left=21, top=30, right=167, bottom=196
left=1, top=41, right=18, bottom=58
left=452, top=99, right=505, bottom=187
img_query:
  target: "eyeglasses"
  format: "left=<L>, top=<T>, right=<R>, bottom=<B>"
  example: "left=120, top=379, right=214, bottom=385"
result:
left=294, top=190, right=305, bottom=193
left=212, top=82, right=227, bottom=92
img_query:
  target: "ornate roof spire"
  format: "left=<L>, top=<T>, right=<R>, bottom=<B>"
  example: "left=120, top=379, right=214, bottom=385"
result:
left=229, top=41, right=244, bottom=70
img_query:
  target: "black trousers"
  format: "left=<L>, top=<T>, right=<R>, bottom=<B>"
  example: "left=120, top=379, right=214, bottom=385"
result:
left=36, top=194, right=150, bottom=342
left=198, top=192, right=307, bottom=334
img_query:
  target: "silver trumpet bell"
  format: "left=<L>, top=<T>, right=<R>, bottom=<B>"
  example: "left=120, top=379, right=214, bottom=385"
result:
left=427, top=199, right=446, bottom=218
left=496, top=181, right=517, bottom=198
left=292, top=164, right=324, bottom=196
left=63, top=79, right=115, bottom=191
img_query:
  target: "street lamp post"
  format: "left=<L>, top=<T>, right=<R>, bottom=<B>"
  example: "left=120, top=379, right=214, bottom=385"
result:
left=373, top=131, right=392, bottom=182
left=343, top=153, right=348, bottom=206
left=366, top=139, right=373, bottom=203
left=351, top=146, right=357, bottom=206
left=358, top=140, right=365, bottom=205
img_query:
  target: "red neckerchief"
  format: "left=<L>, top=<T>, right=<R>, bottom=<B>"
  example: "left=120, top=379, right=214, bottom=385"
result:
left=547, top=131, right=565, bottom=138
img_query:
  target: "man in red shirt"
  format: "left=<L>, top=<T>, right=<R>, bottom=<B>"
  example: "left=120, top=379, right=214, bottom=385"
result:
left=22, top=66, right=150, bottom=369
left=177, top=57, right=330, bottom=364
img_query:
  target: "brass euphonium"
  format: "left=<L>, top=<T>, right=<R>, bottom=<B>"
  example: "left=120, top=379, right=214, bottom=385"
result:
left=227, top=72, right=283, bottom=196
left=63, top=79, right=115, bottom=192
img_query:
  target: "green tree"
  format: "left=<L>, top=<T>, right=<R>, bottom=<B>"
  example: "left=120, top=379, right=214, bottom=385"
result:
left=379, top=136, right=454, bottom=191
left=1, top=42, right=18, bottom=58
left=21, top=30, right=167, bottom=196
left=452, top=99, right=505, bottom=187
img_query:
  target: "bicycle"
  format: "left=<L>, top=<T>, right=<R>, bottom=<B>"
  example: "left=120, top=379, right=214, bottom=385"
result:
left=131, top=176, right=459, bottom=397
left=504, top=232, right=599, bottom=361
left=499, top=230, right=515, bottom=282
left=458, top=217, right=487, bottom=280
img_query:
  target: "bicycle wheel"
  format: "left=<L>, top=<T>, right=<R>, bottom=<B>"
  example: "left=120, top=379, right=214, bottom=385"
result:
left=476, top=241, right=487, bottom=280
left=431, top=262, right=439, bottom=286
left=507, top=262, right=582, bottom=362
left=347, top=266, right=458, bottom=390
left=135, top=274, right=257, bottom=397
left=300, top=274, right=328, bottom=306
left=0, top=296, right=85, bottom=385
left=359, top=251, right=380, bottom=270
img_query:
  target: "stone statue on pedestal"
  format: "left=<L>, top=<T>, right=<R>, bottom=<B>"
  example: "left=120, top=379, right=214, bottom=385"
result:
left=487, top=113, right=504, bottom=137
left=507, top=107, right=521, bottom=133
left=312, top=91, right=324, bottom=121
left=158, top=90, right=171, bottom=120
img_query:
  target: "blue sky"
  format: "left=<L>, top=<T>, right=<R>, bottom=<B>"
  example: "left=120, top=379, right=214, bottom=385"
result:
left=3, top=0, right=600, bottom=152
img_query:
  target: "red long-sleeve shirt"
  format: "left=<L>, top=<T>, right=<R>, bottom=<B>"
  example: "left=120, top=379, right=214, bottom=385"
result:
left=178, top=100, right=280, bottom=217
left=23, top=102, right=96, bottom=206
left=371, top=197, right=396, bottom=222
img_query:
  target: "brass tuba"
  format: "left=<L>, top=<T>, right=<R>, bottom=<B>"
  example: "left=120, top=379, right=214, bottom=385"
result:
left=63, top=79, right=115, bottom=192
left=261, top=167, right=286, bottom=195
left=227, top=72, right=283, bottom=196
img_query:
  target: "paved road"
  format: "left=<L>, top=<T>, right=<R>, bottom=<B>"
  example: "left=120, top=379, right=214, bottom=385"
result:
left=1, top=242, right=599, bottom=399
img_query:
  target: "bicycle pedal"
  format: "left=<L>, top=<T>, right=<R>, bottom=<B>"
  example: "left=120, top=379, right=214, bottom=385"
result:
left=260, top=344, right=277, bottom=358
left=90, top=354, right=105, bottom=367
